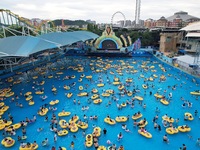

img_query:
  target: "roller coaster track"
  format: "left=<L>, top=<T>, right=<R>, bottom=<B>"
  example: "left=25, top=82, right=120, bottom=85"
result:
left=0, top=9, right=59, bottom=35
left=0, top=9, right=35, bottom=29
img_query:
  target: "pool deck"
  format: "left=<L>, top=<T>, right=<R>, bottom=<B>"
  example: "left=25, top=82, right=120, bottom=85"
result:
left=155, top=52, right=200, bottom=78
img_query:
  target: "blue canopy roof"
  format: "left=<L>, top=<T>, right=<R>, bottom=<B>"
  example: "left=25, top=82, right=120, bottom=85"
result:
left=70, top=31, right=99, bottom=41
left=38, top=31, right=99, bottom=46
left=0, top=31, right=98, bottom=58
left=0, top=36, right=60, bottom=57
left=38, top=32, right=80, bottom=46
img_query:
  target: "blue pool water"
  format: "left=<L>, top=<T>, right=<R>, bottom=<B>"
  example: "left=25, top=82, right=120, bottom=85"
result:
left=0, top=56, right=200, bottom=150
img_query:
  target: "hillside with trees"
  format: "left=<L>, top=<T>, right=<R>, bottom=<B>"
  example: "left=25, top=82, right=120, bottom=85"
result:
left=53, top=19, right=88, bottom=27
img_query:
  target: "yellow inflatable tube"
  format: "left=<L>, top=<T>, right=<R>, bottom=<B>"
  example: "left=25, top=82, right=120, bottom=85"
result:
left=35, top=91, right=44, bottom=95
left=184, top=112, right=194, bottom=121
left=70, top=125, right=79, bottom=132
left=97, top=146, right=106, bottom=150
left=38, top=108, right=48, bottom=116
left=92, top=89, right=98, bottom=93
left=67, top=93, right=73, bottom=98
left=134, top=96, right=143, bottom=101
left=26, top=96, right=33, bottom=101
left=154, top=93, right=163, bottom=98
left=77, top=92, right=88, bottom=97
left=115, top=116, right=127, bottom=122
left=77, top=123, right=88, bottom=129
left=102, top=93, right=110, bottom=97
left=58, top=112, right=71, bottom=117
left=132, top=114, right=143, bottom=120
left=19, top=143, right=38, bottom=150
left=113, top=82, right=121, bottom=85
left=138, top=130, right=152, bottom=138
left=1, top=137, right=15, bottom=147
left=93, top=99, right=102, bottom=104
left=104, top=117, right=116, bottom=125
left=160, top=99, right=169, bottom=105
left=166, top=127, right=179, bottom=134
left=86, top=75, right=92, bottom=79
left=178, top=125, right=191, bottom=132
left=91, top=94, right=99, bottom=100
left=97, top=83, right=104, bottom=87
left=58, top=129, right=68, bottom=136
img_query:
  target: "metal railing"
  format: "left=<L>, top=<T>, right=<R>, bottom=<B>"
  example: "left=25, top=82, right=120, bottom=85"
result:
left=175, top=59, right=200, bottom=76
left=155, top=51, right=200, bottom=77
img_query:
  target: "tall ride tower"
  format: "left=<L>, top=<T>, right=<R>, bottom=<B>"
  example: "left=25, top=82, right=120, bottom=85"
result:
left=135, top=0, right=141, bottom=27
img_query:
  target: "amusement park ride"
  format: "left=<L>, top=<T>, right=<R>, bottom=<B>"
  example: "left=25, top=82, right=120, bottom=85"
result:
left=0, top=9, right=62, bottom=37
left=0, top=9, right=141, bottom=57
left=111, top=11, right=126, bottom=28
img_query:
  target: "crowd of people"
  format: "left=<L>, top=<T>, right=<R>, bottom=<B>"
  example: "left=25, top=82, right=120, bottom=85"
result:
left=0, top=57, right=199, bottom=150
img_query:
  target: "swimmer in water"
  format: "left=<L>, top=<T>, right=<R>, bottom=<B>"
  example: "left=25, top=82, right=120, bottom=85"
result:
left=107, top=140, right=112, bottom=145
left=37, top=128, right=43, bottom=132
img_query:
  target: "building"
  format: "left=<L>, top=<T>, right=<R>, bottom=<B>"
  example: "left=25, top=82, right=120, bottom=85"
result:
left=145, top=11, right=200, bottom=29
left=159, top=31, right=182, bottom=53
left=180, top=21, right=200, bottom=53
left=144, top=18, right=156, bottom=29
left=117, top=20, right=132, bottom=27
left=159, top=21, right=200, bottom=54
left=156, top=16, right=169, bottom=27
left=125, top=20, right=132, bottom=27
left=167, top=11, right=200, bottom=28
left=132, top=20, right=144, bottom=28
left=168, top=15, right=183, bottom=28
left=167, top=11, right=199, bottom=24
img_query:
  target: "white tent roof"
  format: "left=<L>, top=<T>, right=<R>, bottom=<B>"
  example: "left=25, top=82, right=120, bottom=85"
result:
left=175, top=55, right=195, bottom=65
left=180, top=21, right=200, bottom=31
left=186, top=32, right=200, bottom=37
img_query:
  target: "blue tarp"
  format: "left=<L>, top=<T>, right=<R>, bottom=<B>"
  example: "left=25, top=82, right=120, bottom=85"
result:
left=189, top=64, right=198, bottom=69
left=178, top=49, right=186, bottom=55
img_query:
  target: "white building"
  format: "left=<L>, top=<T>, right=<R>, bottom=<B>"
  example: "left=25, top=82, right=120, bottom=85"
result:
left=180, top=21, right=200, bottom=53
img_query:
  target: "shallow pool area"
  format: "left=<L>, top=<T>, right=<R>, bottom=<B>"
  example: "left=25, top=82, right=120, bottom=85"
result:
left=0, top=56, right=200, bottom=150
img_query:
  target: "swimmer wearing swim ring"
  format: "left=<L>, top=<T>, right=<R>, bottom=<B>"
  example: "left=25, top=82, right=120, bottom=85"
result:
left=107, top=140, right=112, bottom=145
left=117, top=132, right=123, bottom=141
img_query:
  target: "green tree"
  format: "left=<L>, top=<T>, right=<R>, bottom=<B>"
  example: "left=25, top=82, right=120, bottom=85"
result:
left=128, top=30, right=160, bottom=47
left=86, top=23, right=101, bottom=35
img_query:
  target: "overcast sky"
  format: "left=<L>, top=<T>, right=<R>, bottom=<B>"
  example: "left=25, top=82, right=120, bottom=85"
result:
left=1, top=0, right=200, bottom=23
